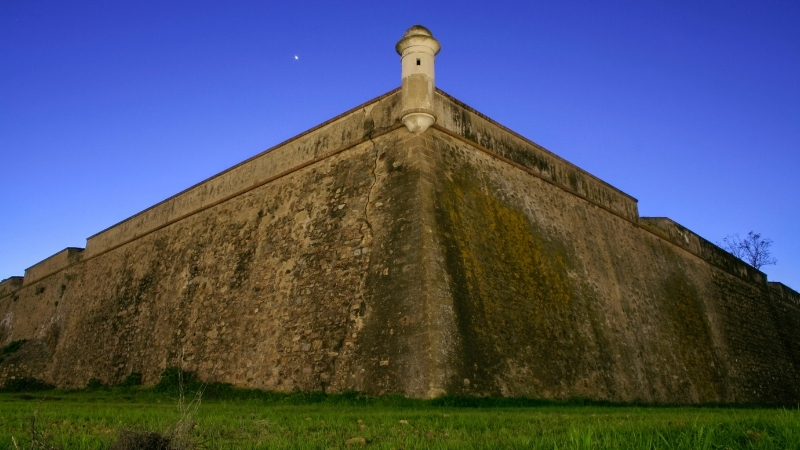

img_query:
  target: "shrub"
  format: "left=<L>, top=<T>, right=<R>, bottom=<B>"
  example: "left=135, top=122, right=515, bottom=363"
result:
left=200, top=381, right=235, bottom=399
left=153, top=367, right=199, bottom=393
left=120, top=372, right=143, bottom=387
left=86, top=377, right=106, bottom=390
left=0, top=377, right=55, bottom=392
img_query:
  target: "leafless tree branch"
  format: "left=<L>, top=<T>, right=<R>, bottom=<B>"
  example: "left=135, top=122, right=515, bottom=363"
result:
left=720, top=231, right=777, bottom=270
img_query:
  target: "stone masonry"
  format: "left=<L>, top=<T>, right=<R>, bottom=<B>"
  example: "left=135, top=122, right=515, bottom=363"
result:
left=1, top=26, right=798, bottom=403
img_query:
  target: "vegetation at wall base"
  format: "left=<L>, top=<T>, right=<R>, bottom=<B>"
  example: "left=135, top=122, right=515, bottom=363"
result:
left=119, top=372, right=142, bottom=388
left=85, top=377, right=106, bottom=390
left=1, top=393, right=798, bottom=449
left=0, top=376, right=799, bottom=449
left=152, top=366, right=199, bottom=393
left=0, top=376, right=55, bottom=393
left=1, top=369, right=798, bottom=448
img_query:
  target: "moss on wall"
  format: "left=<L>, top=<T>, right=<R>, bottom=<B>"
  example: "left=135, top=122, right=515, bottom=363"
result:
left=657, top=258, right=727, bottom=401
left=435, top=162, right=602, bottom=397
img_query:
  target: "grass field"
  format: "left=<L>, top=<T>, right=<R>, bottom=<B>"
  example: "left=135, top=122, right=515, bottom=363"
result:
left=2, top=390, right=799, bottom=449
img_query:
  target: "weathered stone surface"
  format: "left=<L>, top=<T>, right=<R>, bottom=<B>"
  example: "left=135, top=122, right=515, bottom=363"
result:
left=424, top=127, right=800, bottom=403
left=23, top=248, right=84, bottom=285
left=0, top=277, right=22, bottom=298
left=1, top=89, right=798, bottom=403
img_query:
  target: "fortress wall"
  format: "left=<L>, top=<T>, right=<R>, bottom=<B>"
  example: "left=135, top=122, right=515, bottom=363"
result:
left=766, top=282, right=800, bottom=383
left=0, top=124, right=447, bottom=394
left=640, top=217, right=765, bottom=285
left=709, top=270, right=800, bottom=402
left=770, top=282, right=800, bottom=306
left=433, top=90, right=639, bottom=222
left=427, top=127, right=800, bottom=403
left=0, top=277, right=22, bottom=298
left=83, top=89, right=402, bottom=258
left=23, top=247, right=84, bottom=285
left=353, top=133, right=462, bottom=398
left=0, top=269, right=65, bottom=380
left=2, top=87, right=797, bottom=403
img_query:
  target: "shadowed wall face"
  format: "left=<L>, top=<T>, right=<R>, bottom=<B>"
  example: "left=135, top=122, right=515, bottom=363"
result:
left=427, top=130, right=800, bottom=404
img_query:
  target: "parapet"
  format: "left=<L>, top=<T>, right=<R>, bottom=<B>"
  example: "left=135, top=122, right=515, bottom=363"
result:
left=23, top=247, right=84, bottom=285
left=639, top=217, right=766, bottom=285
left=769, top=282, right=800, bottom=307
left=82, top=89, right=403, bottom=258
left=0, top=276, right=23, bottom=298
left=433, top=90, right=640, bottom=222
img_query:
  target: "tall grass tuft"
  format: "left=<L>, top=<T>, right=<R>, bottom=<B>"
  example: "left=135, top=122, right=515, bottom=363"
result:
left=110, top=366, right=206, bottom=450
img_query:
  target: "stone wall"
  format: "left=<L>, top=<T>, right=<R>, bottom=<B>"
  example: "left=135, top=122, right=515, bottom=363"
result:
left=1, top=88, right=797, bottom=403
left=770, top=282, right=800, bottom=306
left=0, top=277, right=22, bottom=298
left=640, top=217, right=765, bottom=285
left=23, top=248, right=84, bottom=285
left=0, top=101, right=457, bottom=397
left=0, top=90, right=429, bottom=393
left=423, top=115, right=799, bottom=404
left=433, top=90, right=640, bottom=222
left=83, top=89, right=402, bottom=258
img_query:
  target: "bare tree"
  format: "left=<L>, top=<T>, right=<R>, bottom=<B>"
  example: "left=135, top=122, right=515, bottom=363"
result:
left=721, top=231, right=777, bottom=270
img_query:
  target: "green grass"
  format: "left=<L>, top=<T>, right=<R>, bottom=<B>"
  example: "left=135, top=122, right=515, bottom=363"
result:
left=1, top=389, right=798, bottom=449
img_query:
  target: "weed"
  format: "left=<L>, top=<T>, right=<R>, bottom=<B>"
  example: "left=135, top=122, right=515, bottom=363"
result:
left=110, top=430, right=171, bottom=450
left=9, top=399, right=60, bottom=449
left=169, top=365, right=205, bottom=449
left=111, top=364, right=207, bottom=449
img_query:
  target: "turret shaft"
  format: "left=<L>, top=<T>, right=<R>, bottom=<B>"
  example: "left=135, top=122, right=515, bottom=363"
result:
left=396, top=25, right=441, bottom=134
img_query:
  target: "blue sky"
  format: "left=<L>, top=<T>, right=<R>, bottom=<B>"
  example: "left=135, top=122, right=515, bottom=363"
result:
left=1, top=0, right=798, bottom=290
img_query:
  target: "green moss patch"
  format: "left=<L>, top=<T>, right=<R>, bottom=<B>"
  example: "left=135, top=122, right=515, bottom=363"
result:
left=435, top=163, right=596, bottom=397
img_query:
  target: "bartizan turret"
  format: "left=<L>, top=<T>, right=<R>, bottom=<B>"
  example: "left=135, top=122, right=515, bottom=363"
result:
left=396, top=25, right=440, bottom=133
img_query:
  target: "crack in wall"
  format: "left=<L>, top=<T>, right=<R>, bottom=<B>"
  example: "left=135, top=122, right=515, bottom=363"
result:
left=333, top=108, right=382, bottom=392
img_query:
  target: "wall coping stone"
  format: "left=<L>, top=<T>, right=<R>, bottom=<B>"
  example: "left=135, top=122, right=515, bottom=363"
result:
left=23, top=247, right=84, bottom=286
left=0, top=276, right=23, bottom=298
left=769, top=282, right=800, bottom=307
left=640, top=217, right=767, bottom=286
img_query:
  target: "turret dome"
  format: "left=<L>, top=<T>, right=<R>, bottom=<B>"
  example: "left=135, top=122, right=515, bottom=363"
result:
left=402, top=25, right=433, bottom=38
